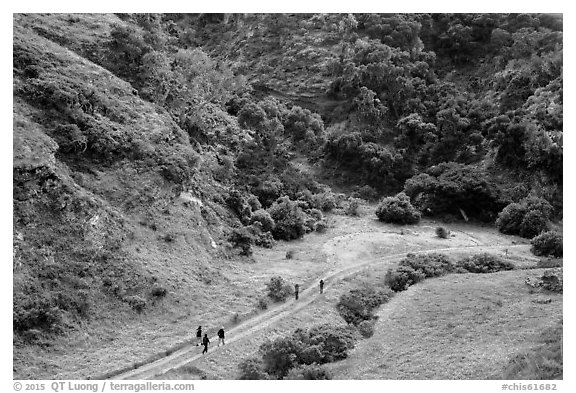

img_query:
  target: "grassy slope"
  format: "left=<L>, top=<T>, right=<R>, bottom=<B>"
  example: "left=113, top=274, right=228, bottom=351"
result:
left=152, top=213, right=551, bottom=380
left=325, top=269, right=562, bottom=379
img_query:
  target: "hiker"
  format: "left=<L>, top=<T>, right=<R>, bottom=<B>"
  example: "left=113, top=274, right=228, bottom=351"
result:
left=217, top=326, right=225, bottom=346
left=294, top=284, right=300, bottom=300
left=319, top=279, right=324, bottom=294
left=202, top=333, right=210, bottom=354
left=196, top=326, right=202, bottom=346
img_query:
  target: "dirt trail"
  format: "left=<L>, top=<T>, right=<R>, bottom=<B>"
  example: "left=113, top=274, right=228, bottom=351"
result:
left=112, top=226, right=525, bottom=380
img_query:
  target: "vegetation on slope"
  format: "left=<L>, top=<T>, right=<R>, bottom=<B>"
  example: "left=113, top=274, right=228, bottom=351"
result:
left=13, top=12, right=562, bottom=378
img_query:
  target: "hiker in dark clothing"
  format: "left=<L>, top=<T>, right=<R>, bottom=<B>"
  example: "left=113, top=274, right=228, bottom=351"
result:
left=319, top=279, right=324, bottom=294
left=196, top=326, right=202, bottom=346
left=294, top=284, right=300, bottom=300
left=217, top=327, right=225, bottom=346
left=202, top=333, right=210, bottom=354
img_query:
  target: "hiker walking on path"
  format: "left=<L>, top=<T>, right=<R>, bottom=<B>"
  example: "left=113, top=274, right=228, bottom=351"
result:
left=217, top=327, right=225, bottom=346
left=320, top=279, right=324, bottom=294
left=294, top=284, right=300, bottom=300
left=196, top=326, right=202, bottom=346
left=202, top=333, right=210, bottom=354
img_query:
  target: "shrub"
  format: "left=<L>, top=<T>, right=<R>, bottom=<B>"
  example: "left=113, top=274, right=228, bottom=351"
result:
left=311, top=192, right=337, bottom=212
left=436, top=226, right=450, bottom=238
left=249, top=209, right=275, bottom=233
left=266, top=276, right=294, bottom=302
left=126, top=295, right=146, bottom=313
left=267, top=196, right=308, bottom=240
left=357, top=320, right=375, bottom=338
left=13, top=293, right=63, bottom=333
left=294, top=324, right=356, bottom=364
left=285, top=364, right=332, bottom=380
left=226, top=189, right=252, bottom=225
left=375, top=192, right=421, bottom=224
left=238, top=357, right=270, bottom=380
left=403, top=163, right=502, bottom=221
left=519, top=210, right=548, bottom=238
left=254, top=232, right=276, bottom=248
left=384, top=265, right=426, bottom=292
left=496, top=196, right=553, bottom=238
left=336, top=286, right=394, bottom=325
left=400, top=253, right=455, bottom=278
left=228, top=227, right=254, bottom=256
left=531, top=231, right=563, bottom=257
left=259, top=336, right=304, bottom=378
left=456, top=253, right=515, bottom=273
left=353, top=185, right=379, bottom=201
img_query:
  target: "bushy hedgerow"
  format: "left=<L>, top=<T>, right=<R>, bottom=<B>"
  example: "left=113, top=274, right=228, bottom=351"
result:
left=401, top=253, right=455, bottom=277
left=336, top=286, right=394, bottom=325
left=384, top=265, right=426, bottom=292
left=266, top=276, right=294, bottom=302
left=385, top=253, right=454, bottom=292
left=294, top=324, right=357, bottom=364
left=496, top=196, right=553, bottom=238
left=267, top=196, right=308, bottom=240
left=285, top=364, right=332, bottom=380
left=257, top=323, right=355, bottom=379
left=375, top=192, right=421, bottom=224
left=456, top=253, right=515, bottom=273
left=531, top=231, right=563, bottom=257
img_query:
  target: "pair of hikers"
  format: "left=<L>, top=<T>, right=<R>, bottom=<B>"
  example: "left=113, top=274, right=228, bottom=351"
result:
left=294, top=279, right=325, bottom=300
left=196, top=326, right=225, bottom=354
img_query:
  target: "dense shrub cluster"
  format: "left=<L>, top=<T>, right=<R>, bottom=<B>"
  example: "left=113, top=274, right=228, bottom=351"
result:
left=456, top=253, right=515, bottom=273
left=404, top=163, right=503, bottom=221
left=336, top=286, right=394, bottom=325
left=375, top=192, right=421, bottom=224
left=256, top=323, right=356, bottom=379
left=530, top=231, right=562, bottom=257
left=385, top=253, right=454, bottom=291
left=496, top=196, right=553, bottom=238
